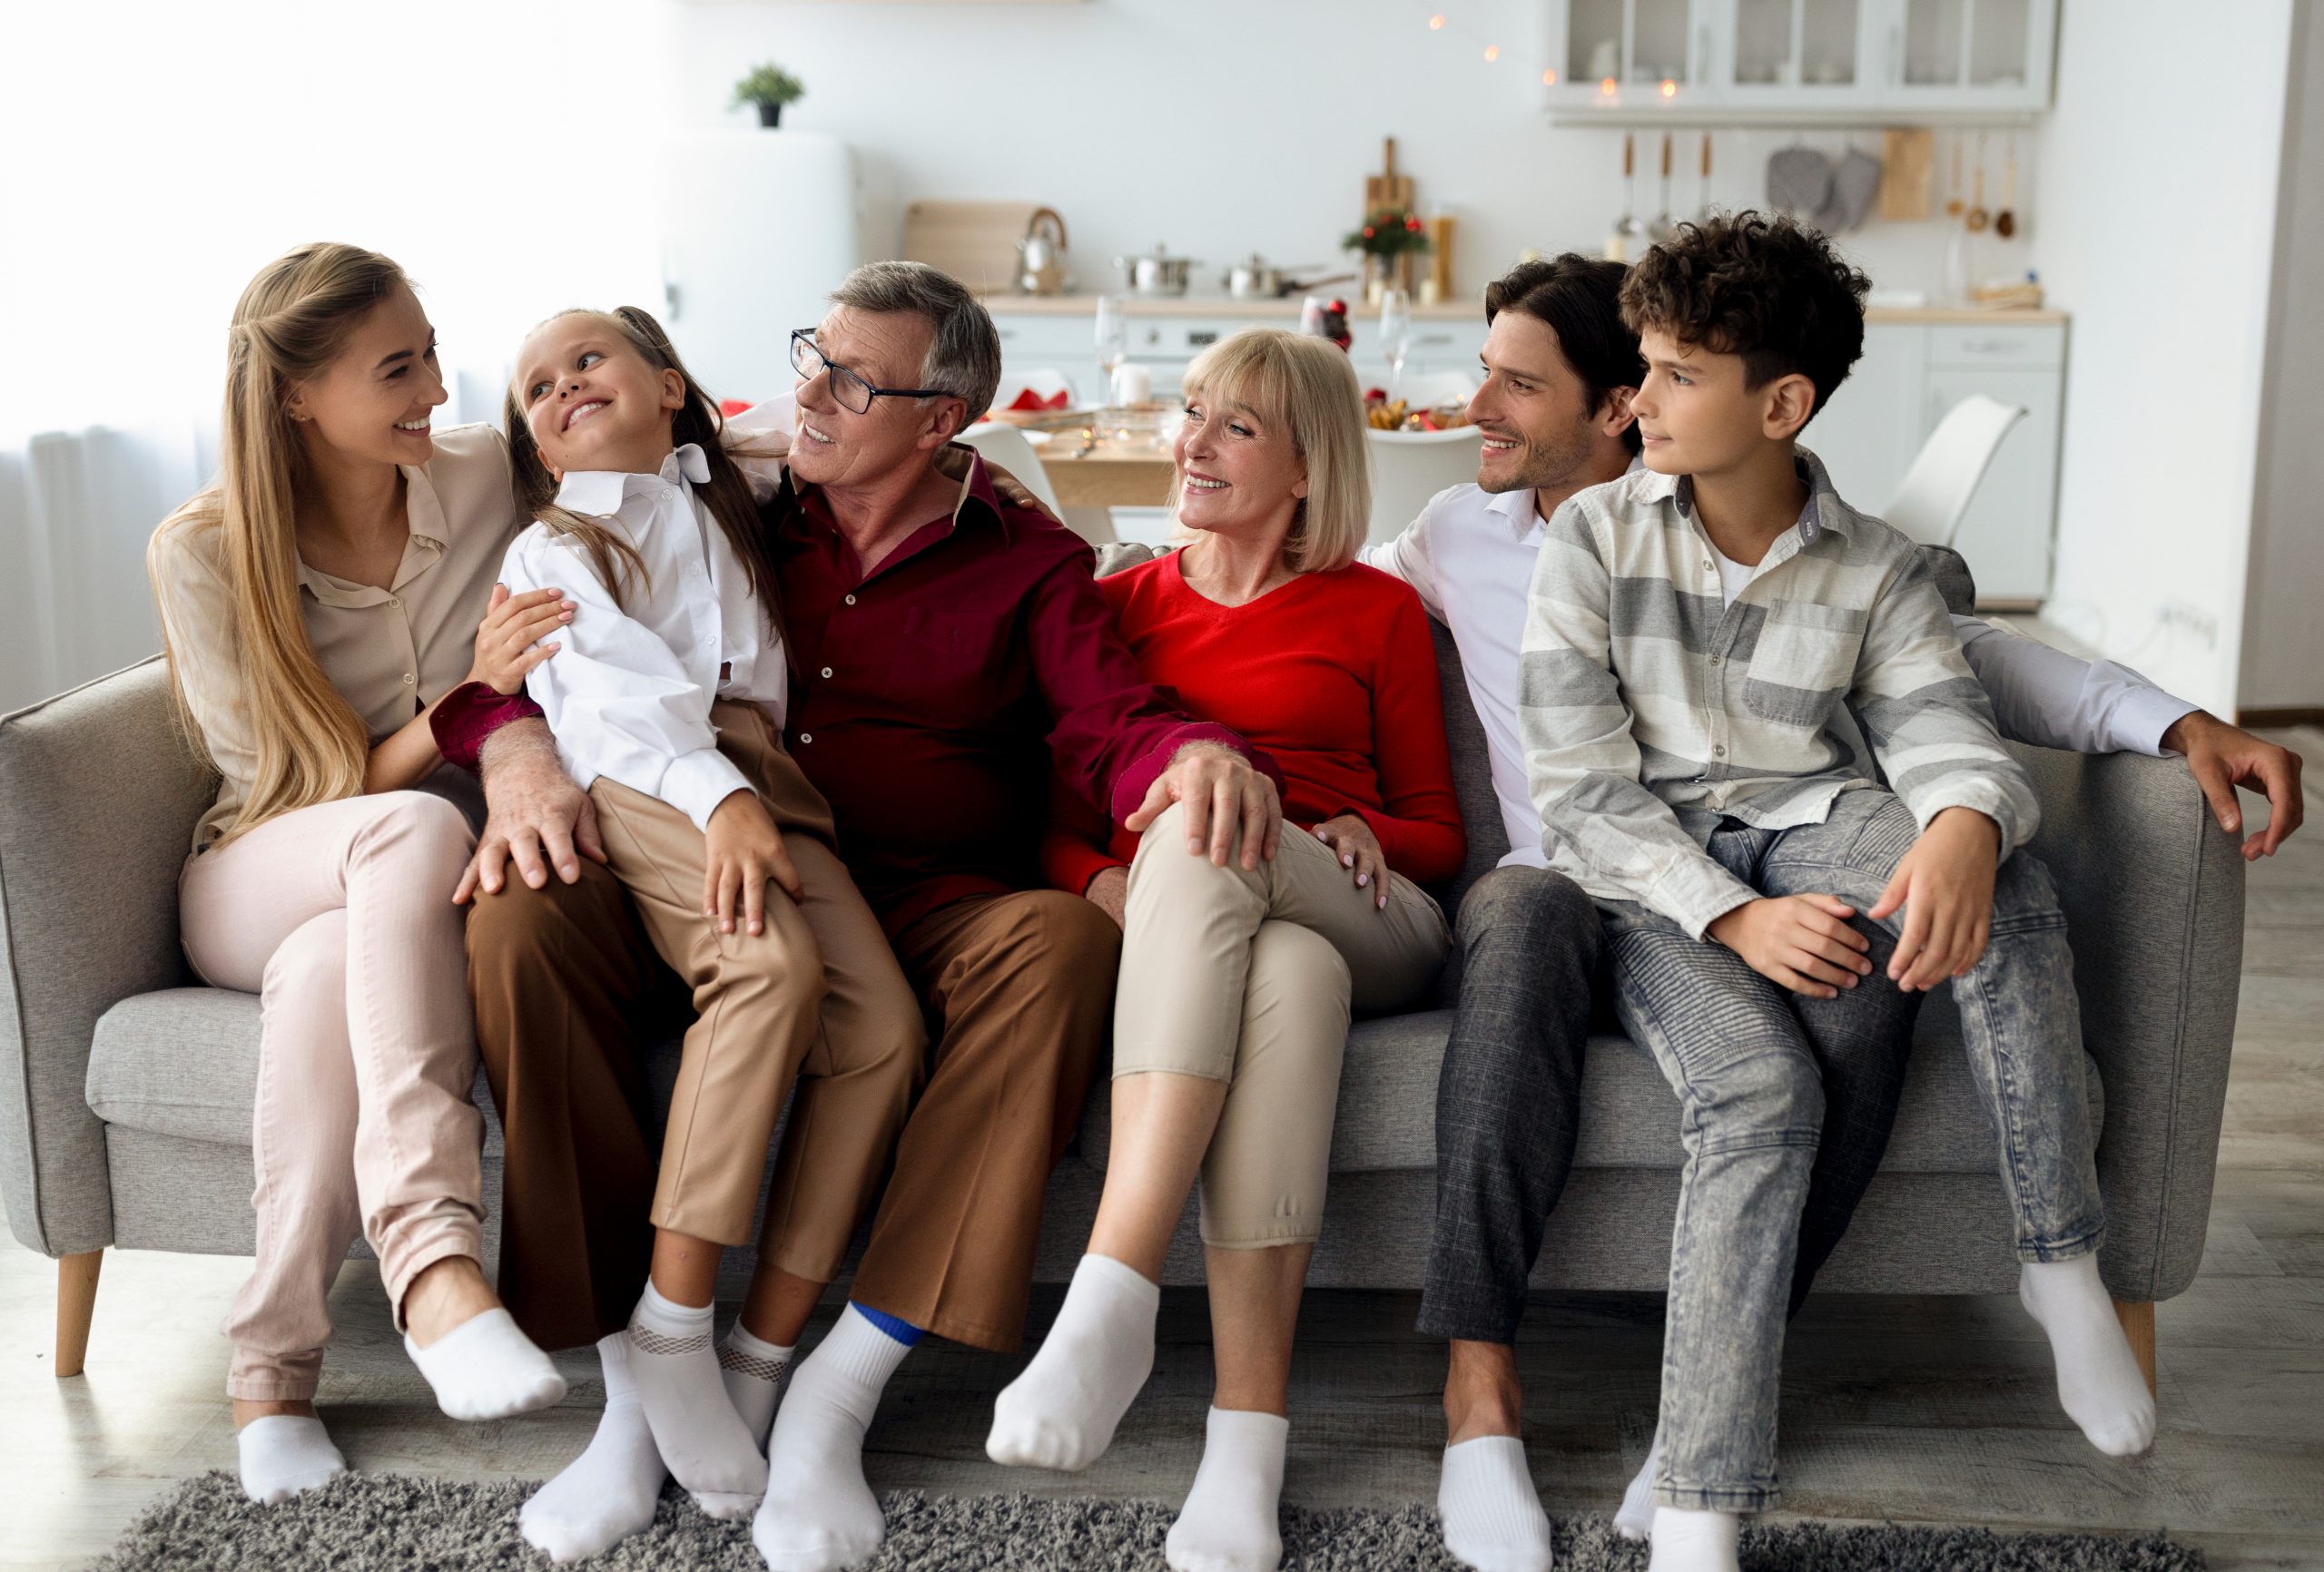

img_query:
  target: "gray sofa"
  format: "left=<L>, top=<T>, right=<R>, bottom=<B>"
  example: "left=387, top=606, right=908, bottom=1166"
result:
left=2, top=620, right=2245, bottom=1389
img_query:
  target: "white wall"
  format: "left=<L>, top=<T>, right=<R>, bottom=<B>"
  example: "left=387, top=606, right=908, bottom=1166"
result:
left=2240, top=1, right=2324, bottom=715
left=2031, top=0, right=2295, bottom=716
left=661, top=0, right=2034, bottom=305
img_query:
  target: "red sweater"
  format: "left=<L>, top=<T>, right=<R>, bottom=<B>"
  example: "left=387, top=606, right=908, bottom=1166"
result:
left=1045, top=551, right=1465, bottom=894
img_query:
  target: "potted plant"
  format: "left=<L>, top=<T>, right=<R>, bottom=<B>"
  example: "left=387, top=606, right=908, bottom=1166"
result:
left=733, top=63, right=806, bottom=128
left=1342, top=206, right=1433, bottom=300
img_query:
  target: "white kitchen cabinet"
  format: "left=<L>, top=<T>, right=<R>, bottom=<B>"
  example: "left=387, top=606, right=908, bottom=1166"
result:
left=1805, top=321, right=1926, bottom=515
left=1543, top=0, right=2053, bottom=121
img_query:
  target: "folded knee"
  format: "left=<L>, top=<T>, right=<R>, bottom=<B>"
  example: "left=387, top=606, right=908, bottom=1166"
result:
left=1698, top=1047, right=1825, bottom=1138
left=359, top=790, right=478, bottom=871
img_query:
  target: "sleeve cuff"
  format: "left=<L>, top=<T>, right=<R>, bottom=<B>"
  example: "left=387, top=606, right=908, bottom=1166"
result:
left=2119, top=685, right=2202, bottom=759
left=1908, top=783, right=2035, bottom=856
left=430, top=682, right=545, bottom=772
left=663, top=748, right=756, bottom=832
left=1650, top=860, right=1762, bottom=942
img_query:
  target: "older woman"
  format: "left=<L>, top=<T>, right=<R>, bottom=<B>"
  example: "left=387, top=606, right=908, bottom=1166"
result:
left=988, top=328, right=1463, bottom=1572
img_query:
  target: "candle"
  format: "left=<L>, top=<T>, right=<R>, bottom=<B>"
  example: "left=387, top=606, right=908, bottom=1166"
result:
left=1110, top=362, right=1152, bottom=408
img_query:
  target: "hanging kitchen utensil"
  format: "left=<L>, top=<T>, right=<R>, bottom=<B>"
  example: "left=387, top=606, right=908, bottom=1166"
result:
left=1822, top=140, right=1884, bottom=232
left=1768, top=141, right=1834, bottom=216
left=1994, top=134, right=2019, bottom=239
left=1607, top=133, right=1650, bottom=262
left=1945, top=133, right=1965, bottom=219
left=1649, top=133, right=1679, bottom=241
left=1965, top=133, right=1991, bottom=232
left=1697, top=132, right=1713, bottom=218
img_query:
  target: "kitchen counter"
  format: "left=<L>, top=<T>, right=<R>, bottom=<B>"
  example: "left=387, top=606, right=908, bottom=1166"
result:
left=981, top=293, right=2065, bottom=326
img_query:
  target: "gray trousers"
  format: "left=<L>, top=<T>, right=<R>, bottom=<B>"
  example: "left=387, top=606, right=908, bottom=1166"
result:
left=1610, top=788, right=2102, bottom=1511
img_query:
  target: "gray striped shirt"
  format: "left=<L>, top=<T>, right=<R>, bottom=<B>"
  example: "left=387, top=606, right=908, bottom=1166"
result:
left=1516, top=447, right=2039, bottom=938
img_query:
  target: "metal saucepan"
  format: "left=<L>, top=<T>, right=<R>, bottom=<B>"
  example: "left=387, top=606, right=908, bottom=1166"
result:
left=1114, top=244, right=1200, bottom=297
left=1225, top=254, right=1289, bottom=298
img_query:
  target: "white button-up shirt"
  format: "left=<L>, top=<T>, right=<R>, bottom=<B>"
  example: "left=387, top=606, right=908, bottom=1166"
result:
left=1364, top=478, right=2195, bottom=873
left=499, top=440, right=787, bottom=831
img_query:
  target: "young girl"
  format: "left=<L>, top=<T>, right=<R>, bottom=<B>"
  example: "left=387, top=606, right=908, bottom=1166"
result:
left=497, top=307, right=925, bottom=1557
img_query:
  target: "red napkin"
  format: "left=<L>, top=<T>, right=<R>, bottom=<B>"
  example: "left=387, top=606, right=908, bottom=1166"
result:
left=719, top=398, right=755, bottom=418
left=1006, top=387, right=1071, bottom=412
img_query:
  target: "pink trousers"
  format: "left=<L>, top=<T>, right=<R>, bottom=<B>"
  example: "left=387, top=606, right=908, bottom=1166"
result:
left=179, top=791, right=485, bottom=1401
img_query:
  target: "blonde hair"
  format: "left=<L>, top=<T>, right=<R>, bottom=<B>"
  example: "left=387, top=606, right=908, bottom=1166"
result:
left=149, top=242, right=408, bottom=846
left=1174, top=328, right=1370, bottom=574
left=503, top=306, right=782, bottom=614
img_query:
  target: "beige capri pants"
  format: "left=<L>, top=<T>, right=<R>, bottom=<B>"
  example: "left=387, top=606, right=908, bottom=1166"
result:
left=1111, top=801, right=1452, bottom=1248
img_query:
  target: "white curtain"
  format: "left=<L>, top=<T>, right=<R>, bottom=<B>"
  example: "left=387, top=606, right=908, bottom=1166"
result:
left=0, top=0, right=668, bottom=711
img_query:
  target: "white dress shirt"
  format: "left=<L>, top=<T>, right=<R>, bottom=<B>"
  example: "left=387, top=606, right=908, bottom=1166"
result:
left=1363, top=479, right=2199, bottom=871
left=500, top=437, right=788, bottom=831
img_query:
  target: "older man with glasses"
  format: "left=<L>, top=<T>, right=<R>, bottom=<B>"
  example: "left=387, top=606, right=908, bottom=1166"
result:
left=435, top=262, right=1285, bottom=1569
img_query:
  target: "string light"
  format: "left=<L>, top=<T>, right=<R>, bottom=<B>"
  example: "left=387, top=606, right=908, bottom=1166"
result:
left=1428, top=13, right=1444, bottom=28
left=1483, top=43, right=1500, bottom=61
left=1659, top=77, right=1678, bottom=97
left=1542, top=68, right=1558, bottom=84
left=1600, top=75, right=1619, bottom=93
left=1416, top=5, right=1541, bottom=79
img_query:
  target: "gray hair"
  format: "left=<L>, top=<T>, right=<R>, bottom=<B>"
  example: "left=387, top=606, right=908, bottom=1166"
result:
left=828, top=260, right=1002, bottom=423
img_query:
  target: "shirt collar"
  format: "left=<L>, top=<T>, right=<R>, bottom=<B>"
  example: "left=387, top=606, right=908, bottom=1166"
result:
left=780, top=440, right=1014, bottom=545
left=554, top=442, right=712, bottom=518
left=1668, top=447, right=1851, bottom=544
left=292, top=462, right=448, bottom=605
left=1481, top=485, right=1540, bottom=540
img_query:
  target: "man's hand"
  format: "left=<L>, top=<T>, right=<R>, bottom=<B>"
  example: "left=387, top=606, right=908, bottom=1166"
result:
left=1086, top=865, right=1128, bottom=930
left=1122, top=742, right=1283, bottom=870
left=1867, top=806, right=2002, bottom=992
left=1313, top=813, right=1391, bottom=910
left=2162, top=711, right=2305, bottom=860
left=453, top=719, right=606, bottom=904
left=704, top=790, right=803, bottom=936
left=1707, top=894, right=1873, bottom=999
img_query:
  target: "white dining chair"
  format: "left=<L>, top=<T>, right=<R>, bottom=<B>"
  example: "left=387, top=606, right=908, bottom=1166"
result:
left=1882, top=393, right=2028, bottom=548
left=1366, top=426, right=1484, bottom=547
left=957, top=420, right=1063, bottom=516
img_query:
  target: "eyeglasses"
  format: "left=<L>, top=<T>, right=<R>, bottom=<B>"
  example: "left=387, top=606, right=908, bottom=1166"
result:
left=789, top=329, right=956, bottom=416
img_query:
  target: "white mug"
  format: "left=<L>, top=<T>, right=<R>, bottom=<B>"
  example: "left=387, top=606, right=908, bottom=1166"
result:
left=1110, top=362, right=1152, bottom=407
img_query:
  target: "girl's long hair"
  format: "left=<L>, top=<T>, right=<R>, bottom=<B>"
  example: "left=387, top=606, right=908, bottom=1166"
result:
left=503, top=306, right=781, bottom=612
left=148, top=241, right=402, bottom=845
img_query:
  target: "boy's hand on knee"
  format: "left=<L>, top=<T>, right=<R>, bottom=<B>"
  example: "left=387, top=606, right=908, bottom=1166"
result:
left=1707, top=894, right=1872, bottom=998
left=704, top=791, right=802, bottom=936
left=1869, top=807, right=2001, bottom=991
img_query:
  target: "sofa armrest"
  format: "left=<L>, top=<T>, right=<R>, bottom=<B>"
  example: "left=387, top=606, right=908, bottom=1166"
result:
left=2005, top=742, right=2245, bottom=1302
left=0, top=657, right=215, bottom=1256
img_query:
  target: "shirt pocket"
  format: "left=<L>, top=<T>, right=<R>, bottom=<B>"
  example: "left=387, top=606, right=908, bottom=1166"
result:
left=1743, top=599, right=1866, bottom=730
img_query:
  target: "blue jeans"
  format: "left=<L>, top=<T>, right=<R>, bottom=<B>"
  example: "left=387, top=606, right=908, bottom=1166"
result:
left=1608, top=788, right=2103, bottom=1511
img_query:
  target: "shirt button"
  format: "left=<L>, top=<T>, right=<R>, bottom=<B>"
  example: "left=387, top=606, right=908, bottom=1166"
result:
left=388, top=595, right=400, bottom=607
left=843, top=594, right=858, bottom=605
left=1709, top=655, right=1722, bottom=667
left=1712, top=744, right=1726, bottom=757
left=402, top=673, right=416, bottom=686
left=821, top=666, right=833, bottom=678
left=1702, top=560, right=1713, bottom=572
left=797, top=732, right=812, bottom=744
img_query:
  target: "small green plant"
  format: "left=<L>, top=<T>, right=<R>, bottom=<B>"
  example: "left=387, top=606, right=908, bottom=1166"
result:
left=1343, top=207, right=1433, bottom=260
left=733, top=63, right=807, bottom=124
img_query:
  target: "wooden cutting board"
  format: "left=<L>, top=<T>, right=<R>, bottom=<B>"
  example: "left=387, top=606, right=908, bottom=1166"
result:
left=901, top=201, right=1040, bottom=294
left=1880, top=129, right=1935, bottom=221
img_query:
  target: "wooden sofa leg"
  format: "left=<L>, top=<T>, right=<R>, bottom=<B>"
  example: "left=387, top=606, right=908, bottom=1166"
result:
left=55, top=1249, right=103, bottom=1378
left=2112, top=1298, right=2157, bottom=1397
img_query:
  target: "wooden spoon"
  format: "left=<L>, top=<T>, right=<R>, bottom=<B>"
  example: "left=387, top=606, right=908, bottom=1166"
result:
left=1945, top=134, right=1965, bottom=219
left=1965, top=132, right=1991, bottom=233
left=1994, top=134, right=2018, bottom=238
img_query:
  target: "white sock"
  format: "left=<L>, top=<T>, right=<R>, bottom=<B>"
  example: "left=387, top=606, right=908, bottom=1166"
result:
left=2019, top=1257, right=2156, bottom=1456
left=626, top=1282, right=768, bottom=1497
left=1166, top=1407, right=1290, bottom=1572
left=753, top=1304, right=913, bottom=1572
left=1646, top=1508, right=1738, bottom=1572
left=1613, top=1423, right=1662, bottom=1541
left=518, top=1335, right=667, bottom=1562
left=986, top=1253, right=1159, bottom=1471
left=1436, top=1434, right=1551, bottom=1572
left=689, top=1323, right=795, bottom=1520
left=403, top=1306, right=566, bottom=1422
left=236, top=1414, right=346, bottom=1506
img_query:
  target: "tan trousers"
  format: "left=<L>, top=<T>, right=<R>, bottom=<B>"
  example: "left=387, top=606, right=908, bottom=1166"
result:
left=588, top=701, right=924, bottom=1258
left=179, top=791, right=485, bottom=1401
left=1113, top=802, right=1451, bottom=1248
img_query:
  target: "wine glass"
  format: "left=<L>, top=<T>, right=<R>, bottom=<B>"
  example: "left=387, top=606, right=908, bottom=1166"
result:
left=1094, top=295, right=1129, bottom=408
left=1378, top=287, right=1413, bottom=401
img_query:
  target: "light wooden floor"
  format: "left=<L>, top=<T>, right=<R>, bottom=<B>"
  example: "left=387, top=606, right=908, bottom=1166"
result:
left=5, top=733, right=2319, bottom=1572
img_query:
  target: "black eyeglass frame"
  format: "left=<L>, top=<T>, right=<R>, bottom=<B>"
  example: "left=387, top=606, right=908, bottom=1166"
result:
left=789, top=329, right=959, bottom=414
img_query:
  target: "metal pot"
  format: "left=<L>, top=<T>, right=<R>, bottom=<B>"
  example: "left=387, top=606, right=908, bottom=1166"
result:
left=1113, top=244, right=1199, bottom=297
left=1224, top=254, right=1289, bottom=299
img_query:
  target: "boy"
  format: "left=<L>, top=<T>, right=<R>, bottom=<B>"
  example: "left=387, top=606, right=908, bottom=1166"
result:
left=1515, top=213, right=2153, bottom=1572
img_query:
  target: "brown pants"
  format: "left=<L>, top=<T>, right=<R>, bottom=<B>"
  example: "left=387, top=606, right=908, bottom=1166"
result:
left=471, top=869, right=1118, bottom=1353
left=590, top=702, right=923, bottom=1252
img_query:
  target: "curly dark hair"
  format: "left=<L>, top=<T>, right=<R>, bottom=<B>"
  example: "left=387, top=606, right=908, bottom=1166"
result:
left=1619, top=211, right=1870, bottom=418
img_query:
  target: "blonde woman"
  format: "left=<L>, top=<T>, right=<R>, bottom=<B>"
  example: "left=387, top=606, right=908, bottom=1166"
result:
left=989, top=329, right=1464, bottom=1572
left=149, top=243, right=570, bottom=1505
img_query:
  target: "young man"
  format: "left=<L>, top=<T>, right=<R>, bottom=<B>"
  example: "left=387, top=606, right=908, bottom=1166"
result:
left=1367, top=253, right=2302, bottom=1572
left=1515, top=213, right=2150, bottom=1572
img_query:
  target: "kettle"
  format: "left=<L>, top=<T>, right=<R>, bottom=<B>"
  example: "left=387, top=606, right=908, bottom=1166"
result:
left=1016, top=208, right=1069, bottom=296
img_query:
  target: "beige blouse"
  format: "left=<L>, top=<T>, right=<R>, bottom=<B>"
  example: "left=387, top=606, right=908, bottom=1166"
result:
left=152, top=422, right=521, bottom=852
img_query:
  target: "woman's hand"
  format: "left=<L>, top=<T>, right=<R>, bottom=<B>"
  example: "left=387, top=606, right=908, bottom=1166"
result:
left=1314, top=812, right=1391, bottom=910
left=1086, top=865, right=1128, bottom=930
left=704, top=789, right=803, bottom=937
left=467, top=584, right=575, bottom=695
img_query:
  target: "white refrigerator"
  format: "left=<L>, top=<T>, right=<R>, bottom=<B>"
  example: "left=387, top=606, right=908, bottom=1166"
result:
left=659, top=130, right=864, bottom=408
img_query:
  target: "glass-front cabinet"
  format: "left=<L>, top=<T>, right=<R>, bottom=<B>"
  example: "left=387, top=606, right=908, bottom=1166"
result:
left=1544, top=0, right=2053, bottom=119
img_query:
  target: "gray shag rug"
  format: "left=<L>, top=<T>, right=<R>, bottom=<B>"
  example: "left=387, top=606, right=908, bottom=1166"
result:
left=90, top=1473, right=2206, bottom=1570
